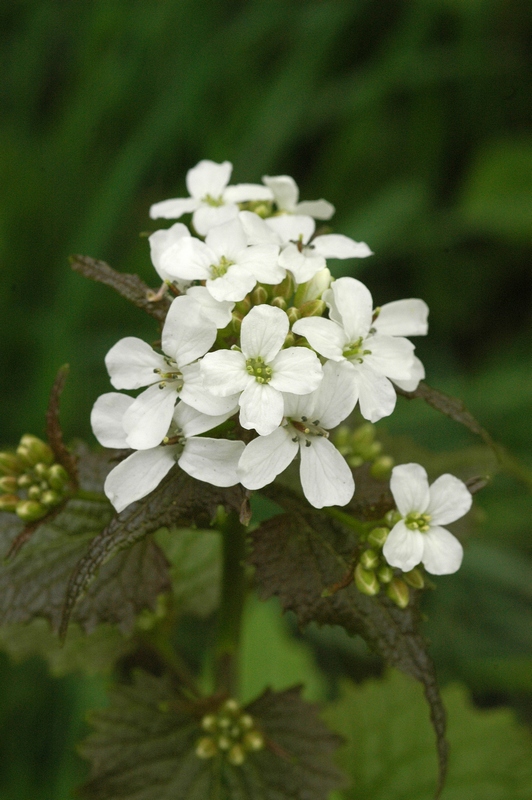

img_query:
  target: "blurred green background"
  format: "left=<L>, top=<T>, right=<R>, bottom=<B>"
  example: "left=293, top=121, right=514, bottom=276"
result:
left=1, top=0, right=531, bottom=797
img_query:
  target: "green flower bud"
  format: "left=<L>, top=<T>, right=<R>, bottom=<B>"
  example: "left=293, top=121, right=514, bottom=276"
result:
left=48, top=464, right=69, bottom=490
left=370, top=454, right=394, bottom=480
left=386, top=577, right=410, bottom=609
left=239, top=713, right=254, bottom=730
left=40, top=490, right=62, bottom=508
left=16, top=500, right=47, bottom=523
left=298, top=299, right=326, bottom=318
left=251, top=285, right=268, bottom=305
left=271, top=273, right=294, bottom=299
left=217, top=734, right=232, bottom=750
left=0, top=452, right=24, bottom=475
left=0, top=494, right=20, bottom=513
left=231, top=313, right=242, bottom=334
left=352, top=423, right=375, bottom=447
left=354, top=563, right=380, bottom=596
left=27, top=485, right=42, bottom=501
left=293, top=268, right=331, bottom=305
left=17, top=435, right=54, bottom=466
left=283, top=332, right=296, bottom=348
left=347, top=454, right=364, bottom=468
left=333, top=425, right=351, bottom=451
left=222, top=699, right=240, bottom=713
left=33, top=463, right=50, bottom=480
left=243, top=730, right=264, bottom=751
left=228, top=744, right=245, bottom=766
left=201, top=714, right=218, bottom=733
left=385, top=509, right=402, bottom=527
left=195, top=736, right=217, bottom=759
left=361, top=441, right=382, bottom=461
left=359, top=548, right=380, bottom=570
left=234, top=297, right=251, bottom=316
left=271, top=296, right=287, bottom=310
left=367, top=526, right=389, bottom=549
left=0, top=476, right=19, bottom=494
left=377, top=564, right=394, bottom=583
left=17, top=474, right=33, bottom=489
left=286, top=306, right=301, bottom=326
left=403, top=568, right=425, bottom=590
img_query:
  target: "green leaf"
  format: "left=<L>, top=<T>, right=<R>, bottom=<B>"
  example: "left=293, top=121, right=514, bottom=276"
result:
left=80, top=671, right=346, bottom=799
left=70, top=254, right=171, bottom=323
left=249, top=489, right=448, bottom=796
left=324, top=670, right=532, bottom=800
left=60, top=466, right=247, bottom=637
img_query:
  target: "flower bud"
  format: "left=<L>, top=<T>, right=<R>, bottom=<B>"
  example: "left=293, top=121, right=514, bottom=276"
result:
left=33, top=463, right=50, bottom=480
left=367, top=527, right=389, bottom=549
left=231, top=313, right=242, bottom=334
left=298, top=299, right=326, bottom=318
left=228, top=744, right=245, bottom=766
left=17, top=436, right=54, bottom=467
left=272, top=273, right=294, bottom=299
left=17, top=474, right=33, bottom=489
left=195, top=736, right=217, bottom=759
left=0, top=494, right=20, bottom=513
left=251, top=285, right=268, bottom=305
left=385, top=509, right=402, bottom=527
left=240, top=713, right=254, bottom=730
left=293, top=268, right=331, bottom=305
left=0, top=452, right=24, bottom=475
left=370, top=455, right=394, bottom=480
left=201, top=714, right=217, bottom=733
left=359, top=549, right=380, bottom=570
left=386, top=577, right=410, bottom=608
left=352, top=423, right=375, bottom=447
left=283, top=332, right=296, bottom=348
left=217, top=734, right=232, bottom=750
left=0, top=476, right=18, bottom=494
left=222, top=699, right=240, bottom=713
left=286, top=307, right=301, bottom=326
left=243, top=730, right=264, bottom=751
left=271, top=296, right=287, bottom=310
left=403, top=568, right=425, bottom=590
left=28, top=485, right=42, bottom=501
left=41, top=490, right=62, bottom=508
left=333, top=425, right=351, bottom=452
left=354, top=563, right=380, bottom=596
left=377, top=565, right=394, bottom=583
left=234, top=297, right=251, bottom=316
left=48, top=464, right=69, bottom=490
left=15, top=500, right=47, bottom=522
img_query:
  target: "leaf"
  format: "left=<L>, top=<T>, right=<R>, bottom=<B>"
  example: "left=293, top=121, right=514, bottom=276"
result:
left=324, top=670, right=532, bottom=800
left=80, top=671, right=346, bottom=800
left=70, top=254, right=171, bottom=323
left=61, top=466, right=247, bottom=637
left=249, top=489, right=448, bottom=797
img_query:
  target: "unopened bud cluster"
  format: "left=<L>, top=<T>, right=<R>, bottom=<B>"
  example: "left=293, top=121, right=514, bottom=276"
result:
left=334, top=423, right=394, bottom=480
left=354, top=514, right=425, bottom=608
left=195, top=699, right=264, bottom=766
left=0, top=435, right=70, bottom=522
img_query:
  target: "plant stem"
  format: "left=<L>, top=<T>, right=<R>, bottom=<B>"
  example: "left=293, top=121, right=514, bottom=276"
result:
left=75, top=489, right=108, bottom=503
left=214, top=511, right=247, bottom=697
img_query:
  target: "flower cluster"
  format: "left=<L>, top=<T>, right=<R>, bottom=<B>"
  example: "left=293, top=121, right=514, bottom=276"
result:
left=195, top=698, right=264, bottom=767
left=91, top=159, right=470, bottom=575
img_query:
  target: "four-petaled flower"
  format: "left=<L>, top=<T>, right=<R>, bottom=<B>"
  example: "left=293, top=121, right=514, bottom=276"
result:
left=262, top=174, right=335, bottom=220
left=383, top=463, right=472, bottom=574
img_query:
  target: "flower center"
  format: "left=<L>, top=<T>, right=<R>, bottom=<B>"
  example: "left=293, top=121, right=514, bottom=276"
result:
left=342, top=336, right=372, bottom=363
left=161, top=424, right=186, bottom=453
left=290, top=416, right=329, bottom=444
left=210, top=255, right=235, bottom=279
left=203, top=193, right=224, bottom=207
left=246, top=356, right=272, bottom=384
left=404, top=511, right=432, bottom=532
left=153, top=358, right=183, bottom=390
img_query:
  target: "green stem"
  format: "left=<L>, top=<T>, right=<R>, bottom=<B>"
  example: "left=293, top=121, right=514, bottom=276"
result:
left=324, top=506, right=373, bottom=535
left=214, top=511, right=247, bottom=697
left=75, top=489, right=108, bottom=503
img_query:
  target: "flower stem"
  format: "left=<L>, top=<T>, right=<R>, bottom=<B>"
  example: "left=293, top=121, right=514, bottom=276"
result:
left=75, top=489, right=109, bottom=503
left=214, top=510, right=247, bottom=697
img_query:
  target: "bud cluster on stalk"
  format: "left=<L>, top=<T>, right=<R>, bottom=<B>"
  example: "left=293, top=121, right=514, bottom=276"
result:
left=0, top=435, right=70, bottom=522
left=334, top=423, right=394, bottom=481
left=195, top=699, right=264, bottom=766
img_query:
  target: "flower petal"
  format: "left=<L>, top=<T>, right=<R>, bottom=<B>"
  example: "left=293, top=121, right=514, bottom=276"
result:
left=105, top=337, right=166, bottom=390
left=161, top=295, right=217, bottom=367
left=312, top=234, right=373, bottom=259
left=180, top=362, right=241, bottom=413
left=262, top=175, right=299, bottom=211
left=205, top=219, right=248, bottom=260
left=185, top=286, right=234, bottom=329
left=292, top=317, right=347, bottom=361
left=122, top=384, right=177, bottom=450
left=390, top=463, right=430, bottom=516
left=223, top=183, right=273, bottom=203
left=173, top=400, right=236, bottom=437
left=312, top=360, right=358, bottom=430
left=279, top=244, right=325, bottom=283
left=240, top=305, right=288, bottom=361
left=239, top=211, right=281, bottom=245
left=392, top=356, right=425, bottom=392
left=422, top=526, right=464, bottom=575
left=427, top=474, right=472, bottom=525
left=238, top=427, right=298, bottom=490
left=192, top=204, right=239, bottom=236
left=374, top=298, right=429, bottom=337
left=90, top=393, right=134, bottom=448
left=179, top=438, right=245, bottom=487
left=148, top=222, right=191, bottom=281
left=265, top=214, right=315, bottom=244
left=328, top=277, right=373, bottom=341
left=382, top=520, right=424, bottom=572
left=160, top=236, right=213, bottom=281
left=186, top=159, right=232, bottom=200
left=237, top=244, right=284, bottom=284
left=364, top=334, right=415, bottom=380
left=270, top=347, right=323, bottom=394
left=354, top=362, right=397, bottom=422
left=200, top=350, right=250, bottom=396
left=104, top=446, right=178, bottom=513
left=206, top=264, right=257, bottom=302
left=299, top=436, right=354, bottom=508
left=239, top=381, right=284, bottom=435
left=295, top=199, right=335, bottom=219
left=149, top=197, right=198, bottom=220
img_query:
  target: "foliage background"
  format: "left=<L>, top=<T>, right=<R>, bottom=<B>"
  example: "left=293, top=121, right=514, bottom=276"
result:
left=0, top=0, right=531, bottom=797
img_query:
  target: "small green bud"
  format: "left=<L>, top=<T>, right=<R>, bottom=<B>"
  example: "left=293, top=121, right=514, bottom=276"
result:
left=217, top=734, right=232, bottom=750
left=196, top=736, right=217, bottom=759
left=403, top=568, right=425, bottom=590
left=298, top=299, right=326, bottom=318
left=347, top=454, right=364, bottom=468
left=385, top=509, right=402, bottom=527
left=271, top=273, right=294, bottom=299
left=228, top=743, right=246, bottom=766
left=0, top=476, right=18, bottom=493
left=48, top=464, right=69, bottom=490
left=251, top=285, right=268, bottom=305
left=243, top=730, right=264, bottom=751
left=283, top=332, right=296, bottom=348
left=218, top=715, right=232, bottom=729
left=40, top=490, right=62, bottom=507
left=222, top=698, right=240, bottom=713
left=360, top=441, right=382, bottom=461
left=354, top=563, right=380, bottom=596
left=293, top=268, right=331, bottom=305
left=17, top=435, right=54, bottom=466
left=15, top=499, right=47, bottom=522
left=231, top=313, right=242, bottom=334
left=0, top=494, right=20, bottom=513
left=359, top=548, right=380, bottom=570
left=370, top=454, right=394, bottom=480
left=286, top=306, right=301, bottom=326
left=201, top=714, right=217, bottom=733
left=333, top=425, right=351, bottom=451
left=352, top=423, right=375, bottom=446
left=239, top=713, right=254, bottom=730
left=17, top=474, right=33, bottom=489
left=270, top=296, right=287, bottom=310
left=387, top=577, right=410, bottom=608
left=0, top=452, right=24, bottom=475
left=377, top=564, right=394, bottom=583
left=234, top=297, right=251, bottom=315
left=27, top=485, right=42, bottom=501
left=33, top=463, right=50, bottom=480
left=367, top=526, right=389, bottom=549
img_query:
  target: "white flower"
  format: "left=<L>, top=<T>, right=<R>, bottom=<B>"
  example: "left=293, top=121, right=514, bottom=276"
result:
left=149, top=160, right=273, bottom=236
left=148, top=222, right=191, bottom=285
left=262, top=174, right=335, bottom=220
left=266, top=215, right=372, bottom=283
left=382, top=463, right=472, bottom=575
left=103, top=295, right=235, bottom=449
left=91, top=396, right=243, bottom=512
left=157, top=219, right=283, bottom=303
left=293, top=277, right=419, bottom=422
left=372, top=298, right=429, bottom=391
left=238, top=361, right=356, bottom=508
left=200, top=304, right=323, bottom=436
left=185, top=285, right=234, bottom=329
